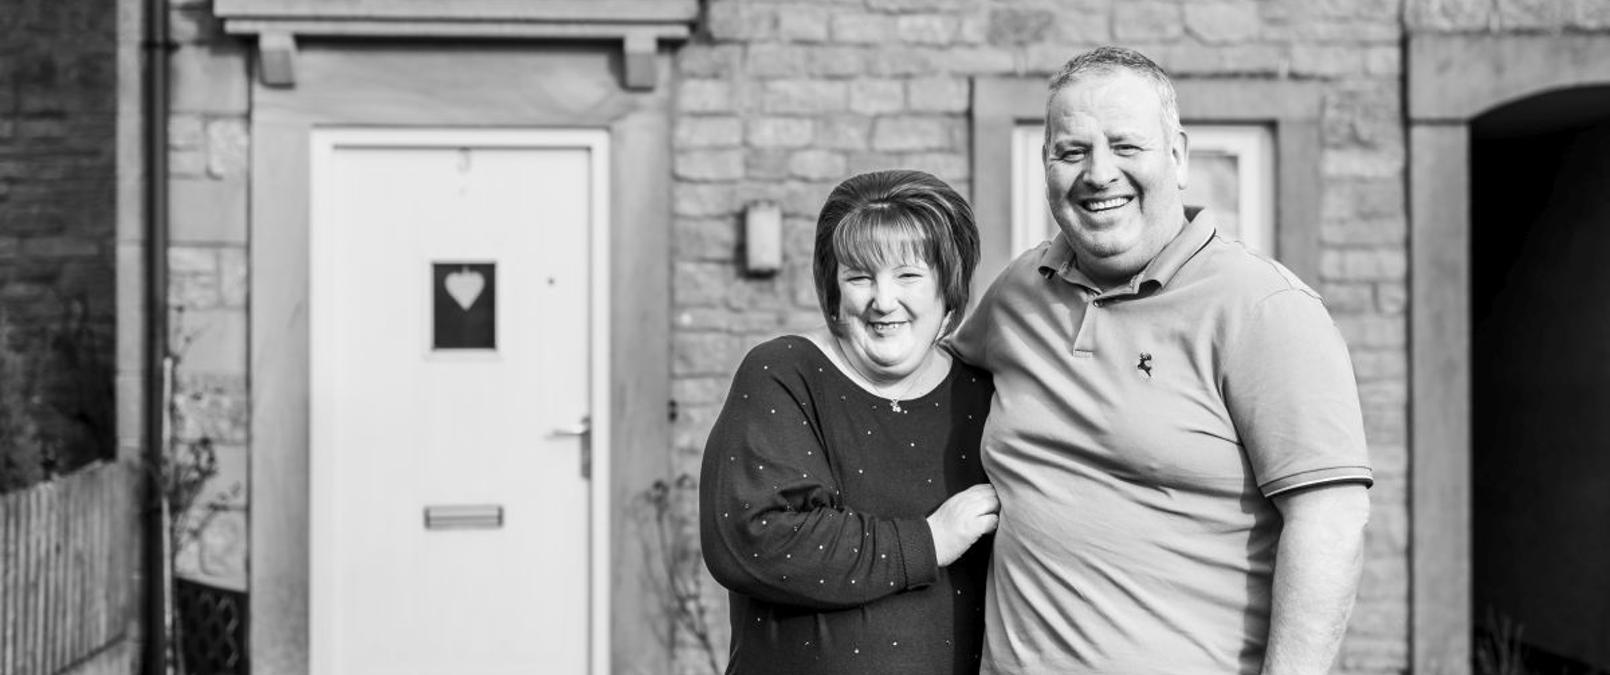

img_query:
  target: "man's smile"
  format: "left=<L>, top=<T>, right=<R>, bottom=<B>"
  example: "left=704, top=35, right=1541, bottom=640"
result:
left=1079, top=195, right=1135, bottom=212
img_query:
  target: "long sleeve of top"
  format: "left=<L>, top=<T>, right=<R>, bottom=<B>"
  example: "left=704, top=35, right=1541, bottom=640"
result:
left=699, top=335, right=994, bottom=674
left=700, top=338, right=938, bottom=610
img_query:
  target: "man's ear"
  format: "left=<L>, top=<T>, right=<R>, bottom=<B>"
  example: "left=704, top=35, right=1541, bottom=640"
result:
left=1172, top=128, right=1190, bottom=191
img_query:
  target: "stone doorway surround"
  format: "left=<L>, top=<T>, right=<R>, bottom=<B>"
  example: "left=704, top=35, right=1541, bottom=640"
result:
left=1408, top=33, right=1610, bottom=675
left=215, top=3, right=695, bottom=673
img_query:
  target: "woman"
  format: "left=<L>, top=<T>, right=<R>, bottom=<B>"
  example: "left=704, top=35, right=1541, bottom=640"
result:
left=700, top=170, right=999, bottom=674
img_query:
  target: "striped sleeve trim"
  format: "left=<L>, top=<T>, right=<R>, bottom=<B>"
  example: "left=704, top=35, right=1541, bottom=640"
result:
left=1261, top=466, right=1375, bottom=498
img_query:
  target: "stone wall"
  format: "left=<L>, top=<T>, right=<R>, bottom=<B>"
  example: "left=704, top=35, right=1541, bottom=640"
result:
left=0, top=0, right=119, bottom=490
left=670, top=1, right=1411, bottom=672
left=163, top=0, right=252, bottom=591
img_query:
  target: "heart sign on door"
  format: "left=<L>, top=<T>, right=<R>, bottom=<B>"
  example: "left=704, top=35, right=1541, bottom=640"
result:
left=445, top=267, right=485, bottom=310
left=433, top=262, right=496, bottom=349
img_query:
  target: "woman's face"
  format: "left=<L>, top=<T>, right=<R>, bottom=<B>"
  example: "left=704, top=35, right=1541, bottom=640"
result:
left=835, top=256, right=948, bottom=382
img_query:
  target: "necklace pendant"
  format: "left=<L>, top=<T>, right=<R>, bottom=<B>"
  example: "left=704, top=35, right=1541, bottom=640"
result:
left=889, top=400, right=903, bottom=413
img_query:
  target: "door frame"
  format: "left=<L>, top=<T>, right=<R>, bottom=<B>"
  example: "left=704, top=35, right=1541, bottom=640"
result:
left=1407, top=33, right=1610, bottom=674
left=249, top=43, right=672, bottom=674
left=304, top=126, right=612, bottom=673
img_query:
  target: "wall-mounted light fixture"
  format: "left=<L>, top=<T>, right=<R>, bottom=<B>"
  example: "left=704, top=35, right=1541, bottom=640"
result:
left=744, top=201, right=782, bottom=277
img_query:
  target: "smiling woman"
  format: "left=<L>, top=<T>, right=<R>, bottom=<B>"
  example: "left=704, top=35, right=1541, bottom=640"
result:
left=700, top=170, right=999, bottom=674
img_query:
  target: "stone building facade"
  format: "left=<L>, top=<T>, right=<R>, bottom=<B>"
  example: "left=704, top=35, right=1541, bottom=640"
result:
left=41, top=0, right=1605, bottom=672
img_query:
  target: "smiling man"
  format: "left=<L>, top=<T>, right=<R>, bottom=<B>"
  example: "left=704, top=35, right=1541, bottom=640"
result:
left=950, top=47, right=1373, bottom=674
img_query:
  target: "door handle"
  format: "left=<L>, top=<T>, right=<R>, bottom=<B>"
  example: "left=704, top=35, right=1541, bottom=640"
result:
left=550, top=416, right=591, bottom=479
left=550, top=416, right=590, bottom=438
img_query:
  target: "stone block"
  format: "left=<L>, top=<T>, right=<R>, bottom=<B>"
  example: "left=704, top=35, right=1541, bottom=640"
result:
left=762, top=80, right=848, bottom=114
left=1321, top=248, right=1407, bottom=282
left=674, top=183, right=741, bottom=218
left=746, top=116, right=814, bottom=148
left=1321, top=217, right=1407, bottom=246
left=948, top=46, right=1023, bottom=75
left=1494, top=0, right=1571, bottom=29
left=202, top=442, right=249, bottom=508
left=672, top=376, right=733, bottom=408
left=897, top=14, right=959, bottom=44
left=171, top=372, right=249, bottom=444
left=675, top=307, right=782, bottom=334
left=1321, top=179, right=1404, bottom=223
left=1334, top=315, right=1405, bottom=349
left=673, top=331, right=745, bottom=377
left=907, top=77, right=969, bottom=113
left=1185, top=2, right=1262, bottom=43
left=1362, top=397, right=1406, bottom=446
left=804, top=47, right=868, bottom=79
left=1571, top=0, right=1610, bottom=28
left=816, top=115, right=871, bottom=151
left=173, top=307, right=247, bottom=375
left=169, top=45, right=248, bottom=114
left=867, top=0, right=976, bottom=12
left=169, top=245, right=220, bottom=308
left=676, top=150, right=746, bottom=182
left=846, top=151, right=905, bottom=176
left=745, top=148, right=793, bottom=180
left=849, top=79, right=906, bottom=115
left=675, top=261, right=737, bottom=308
left=898, top=152, right=969, bottom=182
left=776, top=5, right=831, bottom=42
left=678, top=80, right=735, bottom=114
left=678, top=44, right=744, bottom=78
left=866, top=48, right=938, bottom=77
left=218, top=246, right=247, bottom=308
left=169, top=6, right=225, bottom=45
left=205, top=117, right=248, bottom=179
left=746, top=44, right=809, bottom=79
left=196, top=509, right=248, bottom=591
left=1364, top=46, right=1400, bottom=76
left=169, top=175, right=247, bottom=244
left=1323, top=147, right=1404, bottom=179
left=675, top=116, right=743, bottom=149
left=788, top=150, right=847, bottom=182
left=170, top=148, right=207, bottom=177
left=1351, top=348, right=1407, bottom=382
left=169, top=114, right=204, bottom=149
left=988, top=8, right=1055, bottom=45
left=1290, top=45, right=1366, bottom=78
left=1374, top=281, right=1406, bottom=315
left=872, top=116, right=957, bottom=152
left=1113, top=3, right=1184, bottom=42
left=1319, top=282, right=1375, bottom=313
left=1356, top=380, right=1407, bottom=408
left=955, top=13, right=988, bottom=44
left=671, top=401, right=722, bottom=452
left=779, top=182, right=837, bottom=218
left=707, top=2, right=775, bottom=41
left=674, top=217, right=739, bottom=261
left=831, top=13, right=898, bottom=44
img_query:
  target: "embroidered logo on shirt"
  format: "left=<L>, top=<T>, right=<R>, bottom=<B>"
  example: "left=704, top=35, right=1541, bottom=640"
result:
left=1137, top=352, right=1153, bottom=379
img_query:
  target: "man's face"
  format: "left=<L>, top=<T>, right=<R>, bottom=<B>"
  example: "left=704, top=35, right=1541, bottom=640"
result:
left=1043, top=70, right=1189, bottom=287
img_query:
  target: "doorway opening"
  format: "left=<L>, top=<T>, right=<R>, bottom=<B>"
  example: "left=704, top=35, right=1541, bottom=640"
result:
left=1470, top=86, right=1610, bottom=675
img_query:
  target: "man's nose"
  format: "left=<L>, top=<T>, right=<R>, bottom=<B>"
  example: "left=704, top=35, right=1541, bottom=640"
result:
left=1081, top=146, right=1119, bottom=188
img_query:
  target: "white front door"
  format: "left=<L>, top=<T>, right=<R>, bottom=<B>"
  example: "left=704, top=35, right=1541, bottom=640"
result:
left=308, top=128, right=609, bottom=675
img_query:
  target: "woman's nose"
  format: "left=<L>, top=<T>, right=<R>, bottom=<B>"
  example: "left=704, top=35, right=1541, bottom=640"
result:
left=870, top=280, right=900, bottom=312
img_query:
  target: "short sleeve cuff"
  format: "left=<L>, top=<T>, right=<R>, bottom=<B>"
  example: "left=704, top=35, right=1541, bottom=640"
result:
left=892, top=517, right=938, bottom=589
left=1261, top=466, right=1374, bottom=498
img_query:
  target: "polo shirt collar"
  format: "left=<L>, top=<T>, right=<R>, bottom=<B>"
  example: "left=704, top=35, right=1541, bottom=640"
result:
left=1037, top=206, right=1216, bottom=294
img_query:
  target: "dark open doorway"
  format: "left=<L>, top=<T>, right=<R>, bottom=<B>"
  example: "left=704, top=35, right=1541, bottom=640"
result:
left=1470, top=87, right=1610, bottom=675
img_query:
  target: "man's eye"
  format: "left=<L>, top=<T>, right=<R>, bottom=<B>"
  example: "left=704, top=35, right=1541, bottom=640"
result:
left=1113, top=144, right=1141, bottom=156
left=1059, top=149, right=1086, bottom=161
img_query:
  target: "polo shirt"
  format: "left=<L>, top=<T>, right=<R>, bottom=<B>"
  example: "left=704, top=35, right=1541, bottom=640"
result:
left=951, top=208, right=1372, bottom=674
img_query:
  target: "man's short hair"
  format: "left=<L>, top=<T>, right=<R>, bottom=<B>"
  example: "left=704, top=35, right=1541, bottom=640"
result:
left=1047, top=46, right=1182, bottom=139
left=812, top=169, right=980, bottom=338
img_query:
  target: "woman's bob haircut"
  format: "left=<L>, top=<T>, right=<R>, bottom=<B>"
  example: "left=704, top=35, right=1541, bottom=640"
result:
left=812, top=169, right=980, bottom=338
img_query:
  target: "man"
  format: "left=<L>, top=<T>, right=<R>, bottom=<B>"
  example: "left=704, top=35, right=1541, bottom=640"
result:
left=951, top=46, right=1372, bottom=674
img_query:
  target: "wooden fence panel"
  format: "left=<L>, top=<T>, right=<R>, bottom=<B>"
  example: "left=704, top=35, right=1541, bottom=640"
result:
left=0, top=462, right=137, bottom=675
